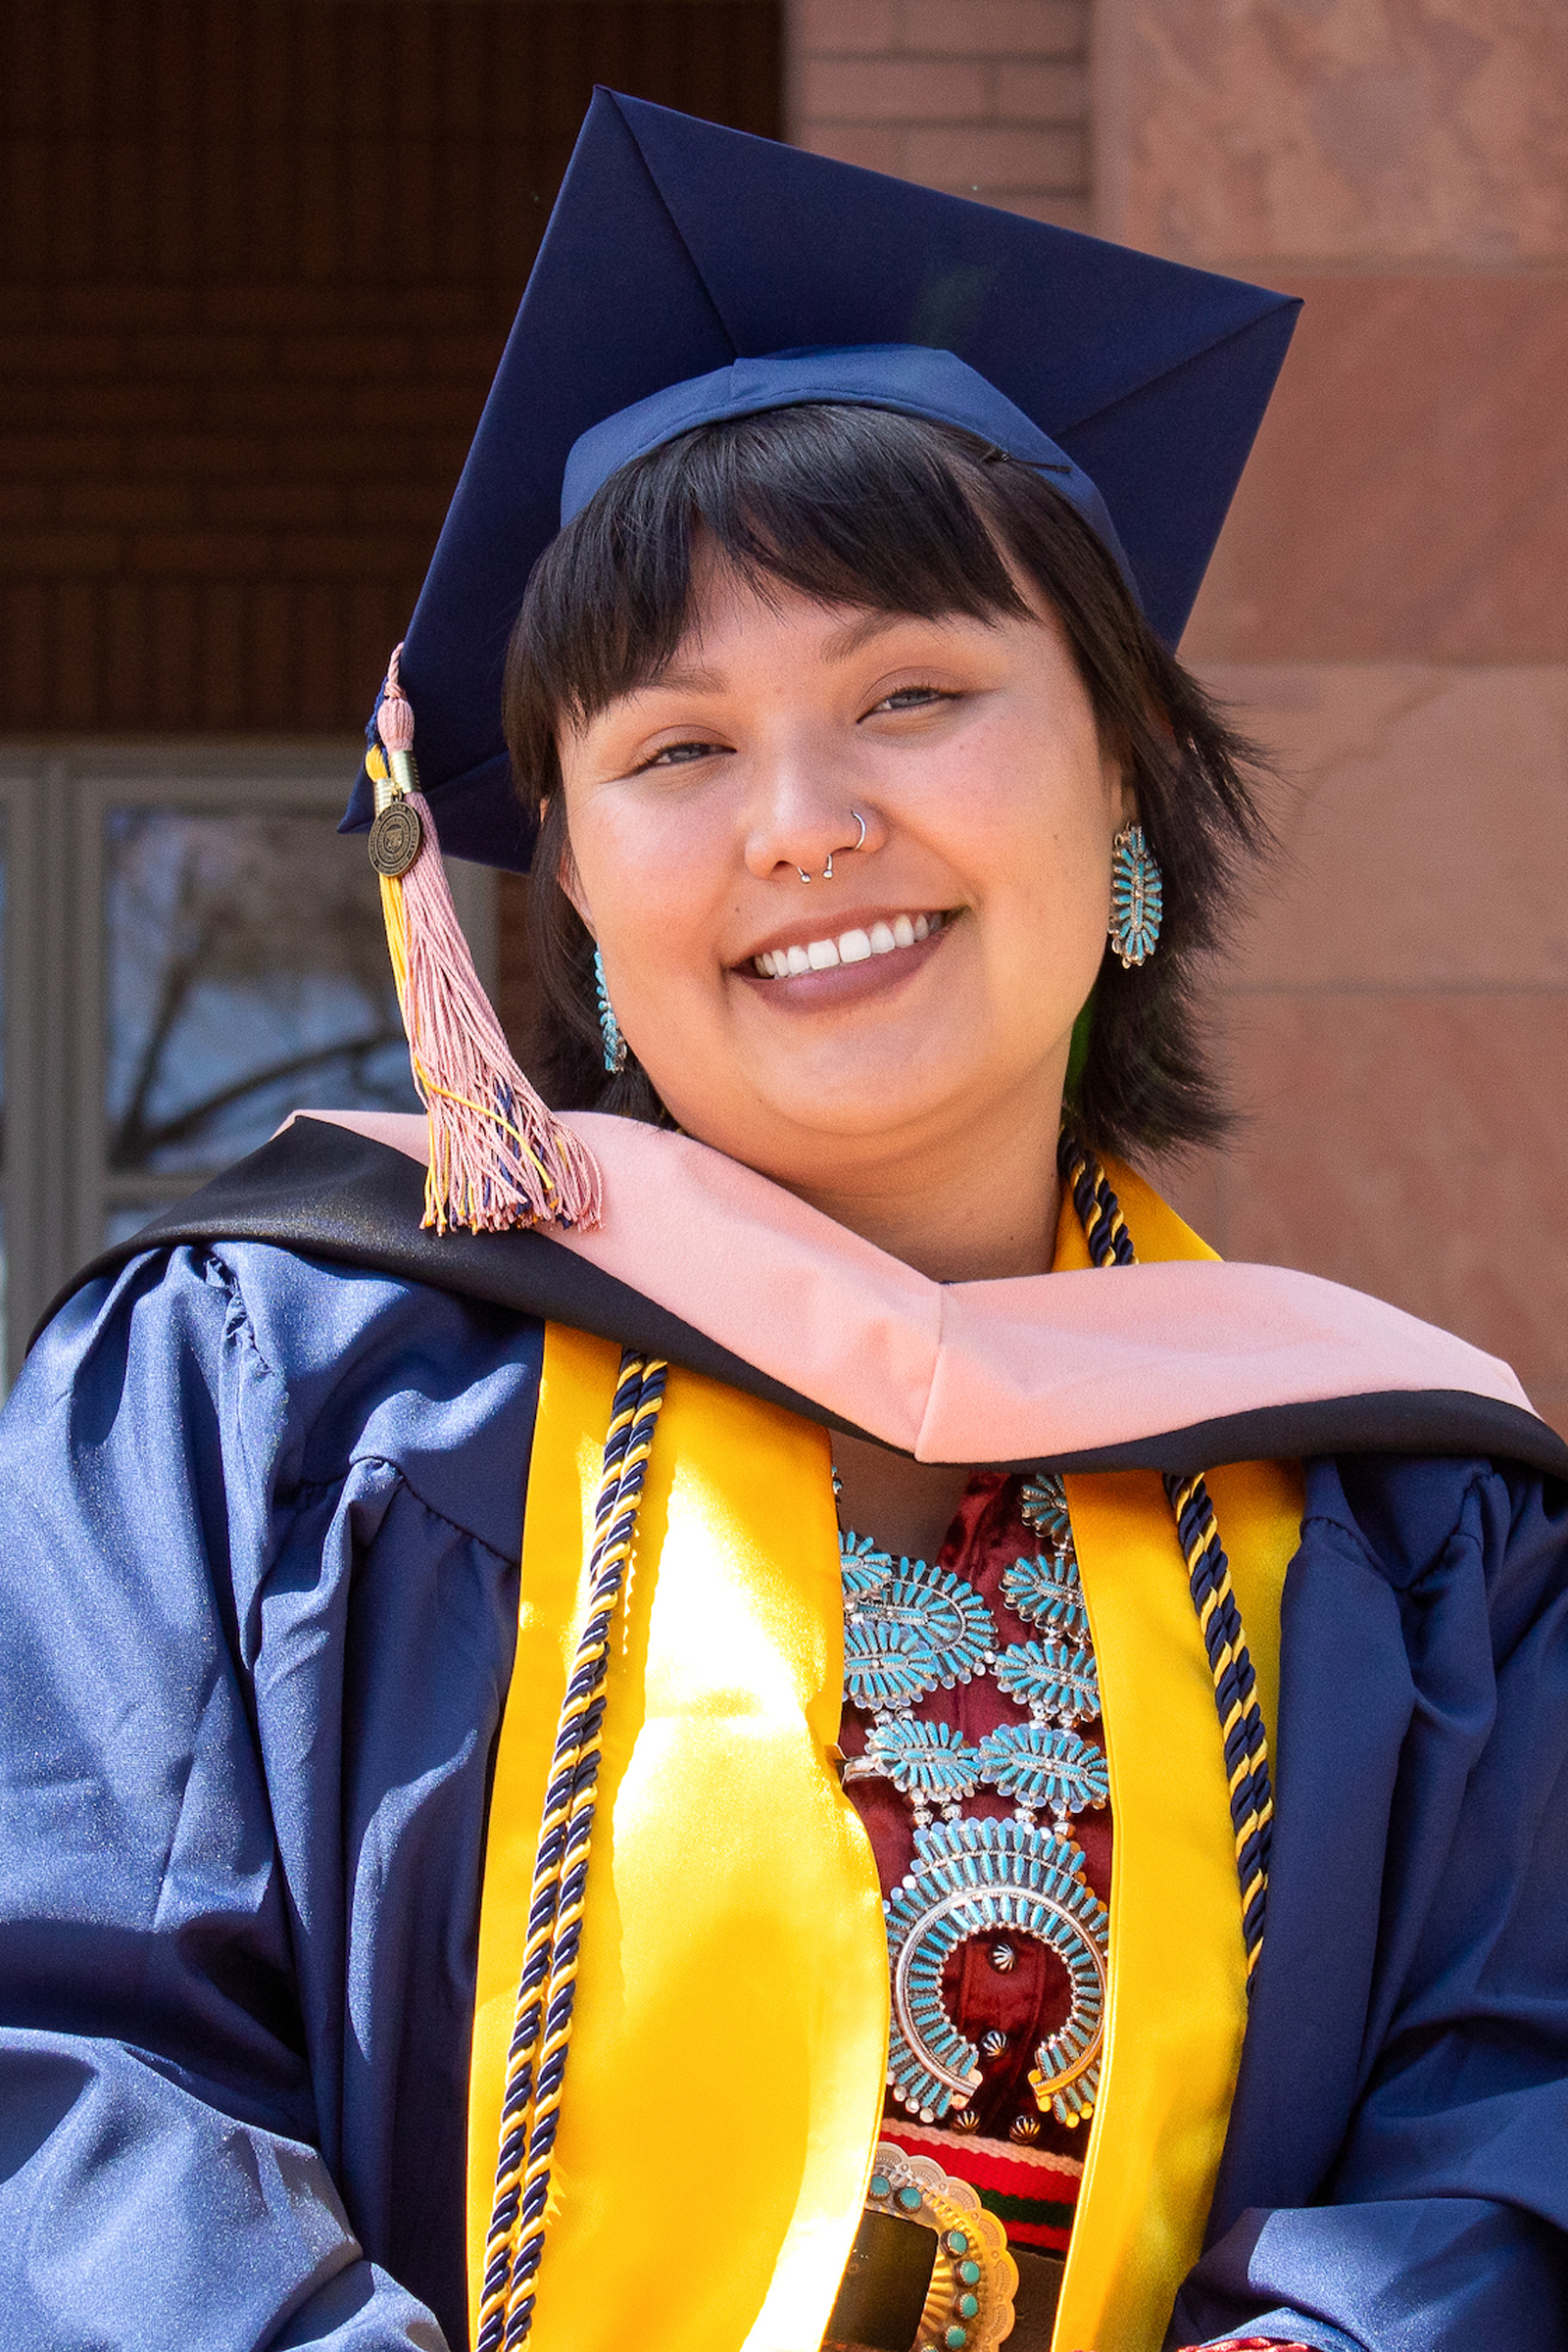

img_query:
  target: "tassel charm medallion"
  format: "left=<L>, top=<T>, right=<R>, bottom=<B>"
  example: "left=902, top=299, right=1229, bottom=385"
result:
left=368, top=791, right=423, bottom=879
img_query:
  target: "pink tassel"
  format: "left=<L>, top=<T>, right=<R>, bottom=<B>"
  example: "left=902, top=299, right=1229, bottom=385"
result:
left=371, top=649, right=602, bottom=1235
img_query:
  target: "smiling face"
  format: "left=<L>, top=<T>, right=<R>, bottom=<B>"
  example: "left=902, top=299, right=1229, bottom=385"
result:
left=557, top=552, right=1131, bottom=1232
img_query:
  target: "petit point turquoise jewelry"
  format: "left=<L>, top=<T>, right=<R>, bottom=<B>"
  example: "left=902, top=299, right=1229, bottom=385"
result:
left=593, top=945, right=626, bottom=1074
left=1108, top=822, right=1162, bottom=968
left=883, top=1816, right=1106, bottom=2129
left=841, top=1469, right=1109, bottom=2132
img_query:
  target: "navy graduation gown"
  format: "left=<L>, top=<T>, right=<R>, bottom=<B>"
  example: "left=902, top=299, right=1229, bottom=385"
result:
left=2, top=1243, right=539, bottom=2350
left=2, top=1132, right=1567, bottom=2350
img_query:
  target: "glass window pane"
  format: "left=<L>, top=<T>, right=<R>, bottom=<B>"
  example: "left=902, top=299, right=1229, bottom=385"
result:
left=105, top=807, right=416, bottom=1179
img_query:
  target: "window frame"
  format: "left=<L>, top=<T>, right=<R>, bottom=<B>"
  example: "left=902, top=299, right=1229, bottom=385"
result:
left=0, top=740, right=496, bottom=1383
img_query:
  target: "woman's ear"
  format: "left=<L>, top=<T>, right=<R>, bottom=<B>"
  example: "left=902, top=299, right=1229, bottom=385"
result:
left=564, top=864, right=594, bottom=935
left=541, top=792, right=595, bottom=933
left=1101, top=738, right=1137, bottom=835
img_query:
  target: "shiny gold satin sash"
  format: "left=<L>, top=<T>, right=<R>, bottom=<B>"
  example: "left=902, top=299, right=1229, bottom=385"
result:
left=467, top=1165, right=1302, bottom=2352
left=466, top=1326, right=890, bottom=2352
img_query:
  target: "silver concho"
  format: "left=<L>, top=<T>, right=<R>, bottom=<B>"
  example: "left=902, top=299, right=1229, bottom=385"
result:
left=368, top=797, right=423, bottom=878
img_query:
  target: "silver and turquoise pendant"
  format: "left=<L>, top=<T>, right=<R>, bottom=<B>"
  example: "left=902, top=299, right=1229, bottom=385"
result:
left=840, top=1471, right=1110, bottom=2137
left=883, top=1817, right=1107, bottom=2130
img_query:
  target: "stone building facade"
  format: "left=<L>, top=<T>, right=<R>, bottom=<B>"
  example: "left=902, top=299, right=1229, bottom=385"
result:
left=796, top=0, right=1568, bottom=1433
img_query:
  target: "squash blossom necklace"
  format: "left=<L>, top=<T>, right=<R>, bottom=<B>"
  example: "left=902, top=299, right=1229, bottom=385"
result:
left=840, top=1474, right=1109, bottom=2132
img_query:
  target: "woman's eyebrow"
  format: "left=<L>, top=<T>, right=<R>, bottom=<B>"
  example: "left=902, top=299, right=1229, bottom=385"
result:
left=629, top=609, right=945, bottom=702
left=630, top=660, right=726, bottom=698
left=821, top=610, right=914, bottom=662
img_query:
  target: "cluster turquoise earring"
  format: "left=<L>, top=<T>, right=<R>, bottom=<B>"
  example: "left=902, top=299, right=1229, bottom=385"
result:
left=1108, top=823, right=1163, bottom=968
left=593, top=945, right=627, bottom=1074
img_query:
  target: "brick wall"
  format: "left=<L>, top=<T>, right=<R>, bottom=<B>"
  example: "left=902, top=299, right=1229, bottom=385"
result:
left=0, top=0, right=781, bottom=736
left=789, top=0, right=1090, bottom=227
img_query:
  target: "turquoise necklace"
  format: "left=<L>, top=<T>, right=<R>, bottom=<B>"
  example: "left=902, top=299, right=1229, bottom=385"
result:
left=841, top=1475, right=1109, bottom=2133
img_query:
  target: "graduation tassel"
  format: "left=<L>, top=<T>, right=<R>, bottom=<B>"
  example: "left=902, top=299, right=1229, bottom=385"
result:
left=368, top=646, right=602, bottom=1234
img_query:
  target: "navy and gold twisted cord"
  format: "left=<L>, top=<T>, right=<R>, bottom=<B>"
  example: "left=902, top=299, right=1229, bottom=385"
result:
left=477, top=1348, right=668, bottom=2352
left=1057, top=1129, right=1273, bottom=1984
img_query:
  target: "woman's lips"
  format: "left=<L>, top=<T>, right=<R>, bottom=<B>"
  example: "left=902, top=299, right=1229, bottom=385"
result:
left=751, top=909, right=947, bottom=978
left=732, top=908, right=956, bottom=1008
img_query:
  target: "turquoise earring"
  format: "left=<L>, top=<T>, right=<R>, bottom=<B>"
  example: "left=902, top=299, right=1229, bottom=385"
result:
left=593, top=946, right=627, bottom=1074
left=1108, top=824, right=1162, bottom=968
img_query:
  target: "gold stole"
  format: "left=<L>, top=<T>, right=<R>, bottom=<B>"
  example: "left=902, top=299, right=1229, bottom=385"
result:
left=465, top=1332, right=890, bottom=2352
left=466, top=1166, right=1302, bottom=2352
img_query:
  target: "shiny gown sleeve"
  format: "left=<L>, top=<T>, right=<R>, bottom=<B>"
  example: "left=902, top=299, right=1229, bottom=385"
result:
left=0, top=1243, right=542, bottom=2352
left=1174, top=1452, right=1568, bottom=2352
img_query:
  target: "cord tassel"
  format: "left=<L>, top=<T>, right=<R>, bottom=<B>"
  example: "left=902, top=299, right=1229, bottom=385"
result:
left=368, top=646, right=602, bottom=1235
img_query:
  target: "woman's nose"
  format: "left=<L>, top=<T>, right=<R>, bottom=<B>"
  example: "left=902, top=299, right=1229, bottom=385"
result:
left=744, top=778, right=882, bottom=884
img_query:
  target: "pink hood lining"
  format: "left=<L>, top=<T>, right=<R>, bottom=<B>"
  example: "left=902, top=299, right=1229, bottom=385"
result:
left=284, top=1109, right=1538, bottom=1464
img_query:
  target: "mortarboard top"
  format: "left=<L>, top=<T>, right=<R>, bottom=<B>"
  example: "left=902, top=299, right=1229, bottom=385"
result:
left=341, top=89, right=1299, bottom=875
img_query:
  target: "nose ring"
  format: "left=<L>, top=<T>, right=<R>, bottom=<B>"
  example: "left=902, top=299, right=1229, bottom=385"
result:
left=821, top=808, right=868, bottom=882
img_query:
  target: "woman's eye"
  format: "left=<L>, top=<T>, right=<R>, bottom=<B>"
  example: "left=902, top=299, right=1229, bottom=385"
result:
left=640, top=739, right=727, bottom=770
left=865, top=685, right=956, bottom=717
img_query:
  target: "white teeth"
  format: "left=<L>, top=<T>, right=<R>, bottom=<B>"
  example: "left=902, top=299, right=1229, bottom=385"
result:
left=753, top=912, right=946, bottom=977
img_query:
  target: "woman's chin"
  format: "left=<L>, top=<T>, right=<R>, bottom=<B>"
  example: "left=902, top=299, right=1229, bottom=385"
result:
left=671, top=1067, right=1012, bottom=1179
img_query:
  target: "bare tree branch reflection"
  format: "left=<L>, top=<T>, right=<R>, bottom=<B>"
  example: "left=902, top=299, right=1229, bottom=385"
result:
left=106, top=809, right=414, bottom=1175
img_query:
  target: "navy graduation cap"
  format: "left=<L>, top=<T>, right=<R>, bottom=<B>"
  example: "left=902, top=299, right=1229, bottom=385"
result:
left=341, top=87, right=1299, bottom=876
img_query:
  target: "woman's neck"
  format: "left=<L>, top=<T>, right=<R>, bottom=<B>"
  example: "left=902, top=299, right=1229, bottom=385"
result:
left=792, top=1086, right=1064, bottom=1557
left=784, top=1081, right=1063, bottom=1285
left=833, top=1433, right=976, bottom=1565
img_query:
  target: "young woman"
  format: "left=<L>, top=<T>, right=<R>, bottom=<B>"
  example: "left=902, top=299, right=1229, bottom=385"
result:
left=2, top=94, right=1564, bottom=2352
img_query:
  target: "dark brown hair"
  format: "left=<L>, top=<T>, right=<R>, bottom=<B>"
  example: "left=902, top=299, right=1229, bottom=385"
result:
left=502, top=402, right=1270, bottom=1160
